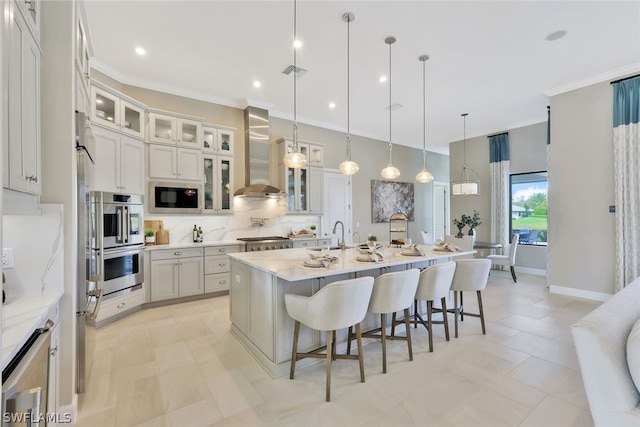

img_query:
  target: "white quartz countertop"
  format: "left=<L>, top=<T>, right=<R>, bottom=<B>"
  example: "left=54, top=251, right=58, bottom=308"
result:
left=144, top=240, right=243, bottom=251
left=2, top=289, right=64, bottom=370
left=228, top=246, right=475, bottom=282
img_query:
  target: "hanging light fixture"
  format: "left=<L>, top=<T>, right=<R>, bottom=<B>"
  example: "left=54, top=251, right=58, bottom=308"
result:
left=283, top=0, right=307, bottom=169
left=451, top=113, right=480, bottom=195
left=381, top=36, right=400, bottom=180
left=415, top=54, right=434, bottom=184
left=338, top=12, right=359, bottom=176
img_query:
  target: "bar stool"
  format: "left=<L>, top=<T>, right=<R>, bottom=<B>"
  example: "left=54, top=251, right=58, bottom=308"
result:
left=450, top=259, right=492, bottom=338
left=348, top=269, right=420, bottom=373
left=285, top=276, right=374, bottom=402
left=413, top=261, right=456, bottom=352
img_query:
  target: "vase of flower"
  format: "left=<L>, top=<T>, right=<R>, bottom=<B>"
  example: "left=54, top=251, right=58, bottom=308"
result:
left=453, top=216, right=467, bottom=238
left=466, top=210, right=482, bottom=236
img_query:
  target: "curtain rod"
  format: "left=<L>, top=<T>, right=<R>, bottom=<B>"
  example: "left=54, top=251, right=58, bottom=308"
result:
left=487, top=131, right=508, bottom=138
left=610, top=73, right=640, bottom=85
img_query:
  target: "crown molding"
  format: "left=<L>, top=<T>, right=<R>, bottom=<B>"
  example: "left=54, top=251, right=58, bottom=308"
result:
left=545, top=62, right=640, bottom=97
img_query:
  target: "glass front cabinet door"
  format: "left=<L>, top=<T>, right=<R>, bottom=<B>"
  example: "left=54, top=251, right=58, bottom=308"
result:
left=284, top=166, right=308, bottom=213
left=203, top=155, right=233, bottom=213
left=203, top=125, right=234, bottom=155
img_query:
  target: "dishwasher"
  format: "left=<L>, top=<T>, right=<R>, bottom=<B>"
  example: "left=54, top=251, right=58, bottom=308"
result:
left=2, top=319, right=54, bottom=426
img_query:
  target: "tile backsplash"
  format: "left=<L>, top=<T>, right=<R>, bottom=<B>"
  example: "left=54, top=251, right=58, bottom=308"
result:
left=145, top=198, right=323, bottom=244
left=2, top=204, right=65, bottom=299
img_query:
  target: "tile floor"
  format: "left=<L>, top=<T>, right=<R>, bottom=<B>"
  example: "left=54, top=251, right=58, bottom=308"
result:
left=76, top=270, right=600, bottom=427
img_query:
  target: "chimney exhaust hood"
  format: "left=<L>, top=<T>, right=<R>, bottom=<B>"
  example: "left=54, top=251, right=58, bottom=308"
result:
left=234, top=106, right=286, bottom=198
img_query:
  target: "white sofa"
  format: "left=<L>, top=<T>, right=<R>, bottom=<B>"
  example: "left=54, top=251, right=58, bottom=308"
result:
left=571, top=277, right=640, bottom=426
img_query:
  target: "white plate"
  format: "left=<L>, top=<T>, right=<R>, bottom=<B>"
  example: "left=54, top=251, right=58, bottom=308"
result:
left=400, top=251, right=422, bottom=256
left=355, top=255, right=380, bottom=262
left=303, top=260, right=324, bottom=268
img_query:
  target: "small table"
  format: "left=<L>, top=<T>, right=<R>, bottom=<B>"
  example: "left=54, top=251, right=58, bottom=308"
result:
left=473, top=241, right=503, bottom=255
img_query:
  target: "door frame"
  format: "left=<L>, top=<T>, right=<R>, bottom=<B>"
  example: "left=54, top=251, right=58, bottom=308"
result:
left=322, top=169, right=353, bottom=244
left=432, top=180, right=450, bottom=241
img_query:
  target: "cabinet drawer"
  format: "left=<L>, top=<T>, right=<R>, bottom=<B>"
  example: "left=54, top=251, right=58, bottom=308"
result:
left=204, top=245, right=240, bottom=256
left=205, top=255, right=230, bottom=274
left=150, top=247, right=203, bottom=261
left=292, top=240, right=315, bottom=248
left=205, top=273, right=230, bottom=293
left=317, top=239, right=332, bottom=247
left=95, top=289, right=144, bottom=322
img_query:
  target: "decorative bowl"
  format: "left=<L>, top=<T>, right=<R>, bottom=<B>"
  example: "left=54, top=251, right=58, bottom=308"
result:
left=182, top=132, right=194, bottom=142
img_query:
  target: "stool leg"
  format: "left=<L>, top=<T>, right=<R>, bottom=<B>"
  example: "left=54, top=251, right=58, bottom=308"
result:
left=441, top=297, right=450, bottom=341
left=290, top=320, right=300, bottom=379
left=332, top=331, right=337, bottom=361
left=404, top=307, right=413, bottom=361
left=381, top=313, right=387, bottom=374
left=413, top=299, right=418, bottom=329
left=510, top=266, right=518, bottom=282
left=356, top=323, right=365, bottom=383
left=346, top=326, right=353, bottom=355
left=427, top=300, right=434, bottom=352
left=477, top=290, right=486, bottom=335
left=326, top=330, right=333, bottom=402
left=391, top=312, right=397, bottom=337
left=454, top=291, right=459, bottom=339
left=460, top=291, right=464, bottom=321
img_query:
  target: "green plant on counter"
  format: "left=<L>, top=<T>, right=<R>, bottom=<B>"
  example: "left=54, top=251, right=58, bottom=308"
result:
left=453, top=215, right=468, bottom=235
left=309, top=225, right=317, bottom=231
left=368, top=235, right=377, bottom=242
left=145, top=229, right=155, bottom=237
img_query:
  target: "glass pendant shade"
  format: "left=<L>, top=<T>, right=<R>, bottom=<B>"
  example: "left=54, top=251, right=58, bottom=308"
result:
left=451, top=113, right=480, bottom=196
left=284, top=0, right=307, bottom=169
left=416, top=54, right=433, bottom=184
left=416, top=152, right=433, bottom=183
left=339, top=160, right=359, bottom=175
left=340, top=12, right=359, bottom=176
left=381, top=165, right=401, bottom=180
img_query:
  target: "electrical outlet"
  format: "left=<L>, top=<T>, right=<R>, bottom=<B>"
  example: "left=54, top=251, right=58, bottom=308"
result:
left=2, top=248, right=14, bottom=268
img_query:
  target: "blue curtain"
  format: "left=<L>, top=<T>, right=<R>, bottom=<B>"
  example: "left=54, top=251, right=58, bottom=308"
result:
left=613, top=77, right=640, bottom=127
left=489, top=133, right=510, bottom=163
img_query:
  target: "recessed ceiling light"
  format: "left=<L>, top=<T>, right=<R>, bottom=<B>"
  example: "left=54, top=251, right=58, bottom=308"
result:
left=293, top=39, right=302, bottom=49
left=329, top=102, right=336, bottom=109
left=379, top=75, right=387, bottom=83
left=135, top=47, right=146, bottom=55
left=253, top=81, right=261, bottom=88
left=545, top=30, right=567, bottom=41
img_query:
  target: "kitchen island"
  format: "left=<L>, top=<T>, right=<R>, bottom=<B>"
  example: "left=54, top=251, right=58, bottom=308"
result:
left=228, top=245, right=474, bottom=377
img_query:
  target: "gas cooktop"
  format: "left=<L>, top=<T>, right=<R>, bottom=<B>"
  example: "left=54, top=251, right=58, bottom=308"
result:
left=236, top=236, right=290, bottom=242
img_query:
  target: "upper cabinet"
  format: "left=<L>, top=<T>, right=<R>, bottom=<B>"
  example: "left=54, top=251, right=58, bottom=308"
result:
left=3, top=0, right=41, bottom=195
left=148, top=111, right=202, bottom=148
left=91, top=126, right=144, bottom=194
left=203, top=154, right=234, bottom=213
left=276, top=138, right=324, bottom=214
left=75, top=17, right=90, bottom=96
left=91, top=83, right=146, bottom=139
left=203, top=124, right=234, bottom=156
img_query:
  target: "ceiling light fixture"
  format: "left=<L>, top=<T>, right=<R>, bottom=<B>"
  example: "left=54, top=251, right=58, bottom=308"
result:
left=338, top=12, right=359, bottom=176
left=415, top=54, right=434, bottom=184
left=253, top=81, right=261, bottom=88
left=134, top=47, right=146, bottom=56
left=451, top=113, right=480, bottom=196
left=283, top=0, right=307, bottom=169
left=381, top=36, right=400, bottom=180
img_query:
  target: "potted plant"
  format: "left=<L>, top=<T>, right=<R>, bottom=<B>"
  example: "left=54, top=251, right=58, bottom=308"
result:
left=466, top=210, right=482, bottom=236
left=453, top=215, right=469, bottom=238
left=309, top=224, right=317, bottom=236
left=145, top=229, right=156, bottom=245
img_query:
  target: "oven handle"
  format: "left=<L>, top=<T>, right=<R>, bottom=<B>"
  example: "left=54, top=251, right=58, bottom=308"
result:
left=85, top=288, right=103, bottom=320
left=116, top=206, right=124, bottom=244
left=124, top=206, right=130, bottom=244
left=101, top=246, right=144, bottom=259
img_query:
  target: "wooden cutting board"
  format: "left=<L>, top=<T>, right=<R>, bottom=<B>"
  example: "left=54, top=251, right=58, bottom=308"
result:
left=144, top=220, right=164, bottom=234
left=156, top=227, right=170, bottom=245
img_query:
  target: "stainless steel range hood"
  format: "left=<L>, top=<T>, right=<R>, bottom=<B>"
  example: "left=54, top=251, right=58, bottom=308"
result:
left=234, top=106, right=286, bottom=198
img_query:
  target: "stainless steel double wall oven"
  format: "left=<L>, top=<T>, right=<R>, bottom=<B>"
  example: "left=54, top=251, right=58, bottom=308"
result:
left=89, top=192, right=144, bottom=299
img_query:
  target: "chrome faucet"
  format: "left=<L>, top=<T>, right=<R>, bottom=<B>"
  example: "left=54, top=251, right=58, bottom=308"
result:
left=332, top=221, right=346, bottom=250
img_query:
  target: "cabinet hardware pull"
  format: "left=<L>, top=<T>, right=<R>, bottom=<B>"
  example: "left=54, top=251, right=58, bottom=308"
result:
left=219, top=248, right=226, bottom=252
left=117, top=302, right=126, bottom=309
left=219, top=280, right=226, bottom=284
left=50, top=346, right=58, bottom=356
left=218, top=262, right=226, bottom=266
left=174, top=251, right=182, bottom=255
left=25, top=0, right=35, bottom=12
left=26, top=175, right=38, bottom=182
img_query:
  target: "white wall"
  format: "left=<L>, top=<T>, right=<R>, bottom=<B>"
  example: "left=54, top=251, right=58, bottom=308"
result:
left=549, top=80, right=616, bottom=296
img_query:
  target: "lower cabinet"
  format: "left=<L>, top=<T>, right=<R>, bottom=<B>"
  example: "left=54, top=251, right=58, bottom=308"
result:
left=150, top=248, right=204, bottom=301
left=292, top=238, right=332, bottom=248
left=204, top=245, right=239, bottom=292
left=48, top=306, right=60, bottom=416
left=92, top=288, right=144, bottom=324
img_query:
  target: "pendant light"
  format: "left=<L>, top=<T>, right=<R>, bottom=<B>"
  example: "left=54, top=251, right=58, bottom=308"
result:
left=338, top=12, right=359, bottom=176
left=451, top=113, right=480, bottom=195
left=381, top=36, right=400, bottom=180
left=415, top=54, right=434, bottom=183
left=283, top=0, right=307, bottom=169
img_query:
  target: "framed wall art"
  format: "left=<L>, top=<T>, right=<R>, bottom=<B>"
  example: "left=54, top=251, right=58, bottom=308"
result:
left=371, top=180, right=414, bottom=223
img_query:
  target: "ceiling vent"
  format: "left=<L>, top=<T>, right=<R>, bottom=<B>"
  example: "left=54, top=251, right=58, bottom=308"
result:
left=282, top=65, right=308, bottom=77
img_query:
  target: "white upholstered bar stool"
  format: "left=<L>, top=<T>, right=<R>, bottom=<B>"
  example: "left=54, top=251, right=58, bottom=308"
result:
left=487, top=234, right=520, bottom=282
left=413, top=261, right=456, bottom=352
left=285, top=276, right=374, bottom=402
left=450, top=259, right=492, bottom=338
left=352, top=269, right=420, bottom=373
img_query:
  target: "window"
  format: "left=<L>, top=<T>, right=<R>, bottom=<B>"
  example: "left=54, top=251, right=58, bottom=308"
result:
left=510, top=172, right=547, bottom=246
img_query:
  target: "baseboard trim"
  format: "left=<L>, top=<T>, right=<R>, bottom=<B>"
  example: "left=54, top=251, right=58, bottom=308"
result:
left=549, top=285, right=611, bottom=302
left=514, top=266, right=546, bottom=276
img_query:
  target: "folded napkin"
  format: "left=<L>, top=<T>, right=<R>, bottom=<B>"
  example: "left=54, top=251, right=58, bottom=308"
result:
left=356, top=249, right=385, bottom=262
left=402, top=244, right=425, bottom=256
left=308, top=253, right=339, bottom=263
left=433, top=242, right=461, bottom=252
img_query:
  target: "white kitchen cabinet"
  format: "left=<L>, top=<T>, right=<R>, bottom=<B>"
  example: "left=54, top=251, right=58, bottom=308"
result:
left=91, top=126, right=144, bottom=194
left=91, top=288, right=144, bottom=325
left=75, top=17, right=90, bottom=94
left=4, top=1, right=41, bottom=195
left=91, top=84, right=146, bottom=140
left=148, top=144, right=201, bottom=181
left=16, top=0, right=40, bottom=40
left=203, top=154, right=233, bottom=213
left=277, top=138, right=324, bottom=214
left=204, top=245, right=240, bottom=293
left=148, top=112, right=202, bottom=148
left=309, top=167, right=324, bottom=214
left=47, top=304, right=60, bottom=418
left=203, top=124, right=235, bottom=156
left=150, top=248, right=204, bottom=301
left=291, top=238, right=332, bottom=249
left=308, top=145, right=324, bottom=167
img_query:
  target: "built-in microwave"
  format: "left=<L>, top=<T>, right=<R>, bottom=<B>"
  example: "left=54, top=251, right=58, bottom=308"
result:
left=149, top=181, right=202, bottom=214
